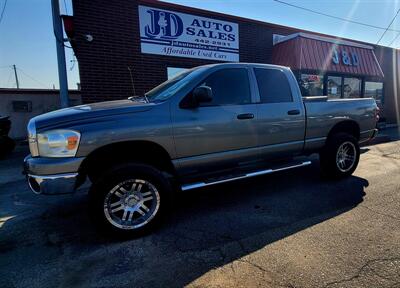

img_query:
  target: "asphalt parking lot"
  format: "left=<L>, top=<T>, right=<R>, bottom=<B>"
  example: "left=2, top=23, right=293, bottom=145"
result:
left=0, top=140, right=399, bottom=288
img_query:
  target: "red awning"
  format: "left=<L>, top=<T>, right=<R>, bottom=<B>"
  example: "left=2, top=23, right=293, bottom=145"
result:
left=272, top=33, right=384, bottom=78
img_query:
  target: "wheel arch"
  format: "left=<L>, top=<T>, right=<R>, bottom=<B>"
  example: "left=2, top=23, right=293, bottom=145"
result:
left=80, top=140, right=176, bottom=183
left=326, top=120, right=360, bottom=142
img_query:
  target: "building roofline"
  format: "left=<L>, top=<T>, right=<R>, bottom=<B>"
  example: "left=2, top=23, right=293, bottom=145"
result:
left=140, top=0, right=395, bottom=50
left=274, top=32, right=375, bottom=49
left=0, top=88, right=80, bottom=95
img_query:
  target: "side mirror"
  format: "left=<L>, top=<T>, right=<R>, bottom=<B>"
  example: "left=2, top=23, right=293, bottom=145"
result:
left=193, top=86, right=213, bottom=104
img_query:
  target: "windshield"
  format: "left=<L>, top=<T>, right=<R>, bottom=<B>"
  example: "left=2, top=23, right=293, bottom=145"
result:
left=145, top=67, right=205, bottom=102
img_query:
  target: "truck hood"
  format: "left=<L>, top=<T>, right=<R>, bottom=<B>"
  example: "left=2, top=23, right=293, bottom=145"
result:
left=33, top=99, right=155, bottom=130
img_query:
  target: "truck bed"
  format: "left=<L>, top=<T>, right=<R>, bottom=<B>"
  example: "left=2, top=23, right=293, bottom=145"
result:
left=303, top=96, right=377, bottom=151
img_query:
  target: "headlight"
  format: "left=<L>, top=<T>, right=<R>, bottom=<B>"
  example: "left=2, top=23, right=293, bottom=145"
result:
left=27, top=119, right=39, bottom=157
left=37, top=129, right=81, bottom=157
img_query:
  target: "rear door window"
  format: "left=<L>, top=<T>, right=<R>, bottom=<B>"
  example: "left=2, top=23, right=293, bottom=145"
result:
left=254, top=68, right=293, bottom=103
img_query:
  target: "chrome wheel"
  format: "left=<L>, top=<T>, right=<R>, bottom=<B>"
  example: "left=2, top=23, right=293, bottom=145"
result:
left=336, top=141, right=356, bottom=173
left=104, top=179, right=160, bottom=230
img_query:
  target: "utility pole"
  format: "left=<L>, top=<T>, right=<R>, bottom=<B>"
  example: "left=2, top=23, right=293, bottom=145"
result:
left=12, top=65, right=19, bottom=89
left=51, top=0, right=69, bottom=108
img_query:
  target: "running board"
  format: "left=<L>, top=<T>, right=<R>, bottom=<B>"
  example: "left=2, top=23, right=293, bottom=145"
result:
left=181, top=161, right=312, bottom=191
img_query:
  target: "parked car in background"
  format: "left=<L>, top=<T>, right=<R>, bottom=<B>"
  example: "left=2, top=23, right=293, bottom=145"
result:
left=24, top=63, right=379, bottom=237
left=0, top=116, right=15, bottom=159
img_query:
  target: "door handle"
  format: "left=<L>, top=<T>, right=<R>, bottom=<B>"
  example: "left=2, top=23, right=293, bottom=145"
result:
left=287, top=109, right=300, bottom=115
left=237, top=113, right=254, bottom=120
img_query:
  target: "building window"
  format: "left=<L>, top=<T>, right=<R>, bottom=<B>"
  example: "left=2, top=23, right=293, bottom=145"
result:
left=299, top=74, right=324, bottom=96
left=364, top=81, right=383, bottom=105
left=167, top=67, right=187, bottom=79
left=254, top=68, right=293, bottom=103
left=343, top=77, right=361, bottom=98
left=327, top=76, right=342, bottom=99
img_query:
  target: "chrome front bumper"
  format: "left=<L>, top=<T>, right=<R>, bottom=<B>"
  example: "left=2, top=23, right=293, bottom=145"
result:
left=27, top=173, right=79, bottom=195
left=24, top=155, right=85, bottom=195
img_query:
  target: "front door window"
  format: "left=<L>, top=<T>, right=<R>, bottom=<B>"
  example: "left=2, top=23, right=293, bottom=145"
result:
left=199, top=68, right=251, bottom=106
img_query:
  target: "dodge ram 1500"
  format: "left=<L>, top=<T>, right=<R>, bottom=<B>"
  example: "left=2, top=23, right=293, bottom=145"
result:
left=24, top=63, right=379, bottom=236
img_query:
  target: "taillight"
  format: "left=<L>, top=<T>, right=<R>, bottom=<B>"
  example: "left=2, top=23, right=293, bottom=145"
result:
left=375, top=106, right=380, bottom=122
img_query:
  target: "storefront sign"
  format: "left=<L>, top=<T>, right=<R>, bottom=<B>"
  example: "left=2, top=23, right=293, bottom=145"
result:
left=307, top=74, right=320, bottom=82
left=138, top=5, right=239, bottom=61
left=332, top=48, right=359, bottom=66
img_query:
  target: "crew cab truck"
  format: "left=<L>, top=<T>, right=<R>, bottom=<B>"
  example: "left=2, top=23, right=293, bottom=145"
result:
left=24, top=63, right=378, bottom=236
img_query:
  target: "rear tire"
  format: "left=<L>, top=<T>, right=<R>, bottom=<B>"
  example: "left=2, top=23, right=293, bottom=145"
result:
left=89, top=163, right=172, bottom=238
left=319, top=133, right=360, bottom=179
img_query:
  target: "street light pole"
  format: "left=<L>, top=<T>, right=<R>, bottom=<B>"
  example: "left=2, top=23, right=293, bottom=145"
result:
left=51, top=0, right=69, bottom=108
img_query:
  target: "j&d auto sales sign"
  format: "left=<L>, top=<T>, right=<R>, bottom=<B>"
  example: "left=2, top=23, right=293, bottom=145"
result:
left=138, top=5, right=239, bottom=62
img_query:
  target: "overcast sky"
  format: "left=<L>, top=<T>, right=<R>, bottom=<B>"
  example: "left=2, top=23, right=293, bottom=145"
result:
left=1, top=0, right=400, bottom=89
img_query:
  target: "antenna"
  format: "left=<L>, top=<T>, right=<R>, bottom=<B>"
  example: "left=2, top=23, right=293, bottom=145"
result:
left=127, top=66, right=136, bottom=96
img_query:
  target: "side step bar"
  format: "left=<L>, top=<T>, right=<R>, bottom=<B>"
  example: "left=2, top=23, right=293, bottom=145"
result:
left=181, top=161, right=311, bottom=191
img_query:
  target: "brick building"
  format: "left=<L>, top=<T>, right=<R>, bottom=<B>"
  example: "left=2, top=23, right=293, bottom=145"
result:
left=70, top=0, right=400, bottom=124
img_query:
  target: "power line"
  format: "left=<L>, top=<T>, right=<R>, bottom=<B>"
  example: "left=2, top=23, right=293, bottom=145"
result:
left=0, top=66, right=12, bottom=87
left=376, top=8, right=400, bottom=45
left=388, top=32, right=400, bottom=47
left=16, top=67, right=48, bottom=88
left=0, top=0, right=8, bottom=25
left=1, top=65, right=51, bottom=88
left=272, top=0, right=400, bottom=33
left=5, top=69, right=13, bottom=87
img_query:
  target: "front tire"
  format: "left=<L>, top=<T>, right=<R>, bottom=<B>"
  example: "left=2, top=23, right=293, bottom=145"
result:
left=320, top=133, right=360, bottom=179
left=0, top=136, right=15, bottom=159
left=89, top=163, right=172, bottom=237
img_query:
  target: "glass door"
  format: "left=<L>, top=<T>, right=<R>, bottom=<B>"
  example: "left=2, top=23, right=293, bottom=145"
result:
left=327, top=76, right=342, bottom=99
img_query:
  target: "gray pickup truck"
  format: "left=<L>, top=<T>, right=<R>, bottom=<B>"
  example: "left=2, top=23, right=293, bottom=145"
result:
left=24, top=63, right=378, bottom=236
